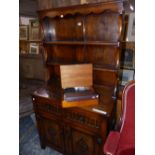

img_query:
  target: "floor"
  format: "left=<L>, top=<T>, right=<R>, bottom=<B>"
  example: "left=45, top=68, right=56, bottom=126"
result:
left=19, top=115, right=62, bottom=155
left=19, top=79, right=62, bottom=155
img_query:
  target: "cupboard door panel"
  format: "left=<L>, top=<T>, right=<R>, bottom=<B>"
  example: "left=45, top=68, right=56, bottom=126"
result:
left=72, top=129, right=95, bottom=155
left=43, top=117, right=64, bottom=151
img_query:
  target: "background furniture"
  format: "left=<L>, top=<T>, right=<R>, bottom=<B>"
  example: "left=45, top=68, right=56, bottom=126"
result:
left=19, top=54, right=45, bottom=80
left=103, top=81, right=135, bottom=155
left=32, top=1, right=123, bottom=155
left=19, top=18, right=46, bottom=81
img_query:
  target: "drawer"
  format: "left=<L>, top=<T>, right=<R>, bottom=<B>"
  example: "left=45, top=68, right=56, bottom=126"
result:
left=63, top=109, right=103, bottom=130
left=32, top=96, right=62, bottom=115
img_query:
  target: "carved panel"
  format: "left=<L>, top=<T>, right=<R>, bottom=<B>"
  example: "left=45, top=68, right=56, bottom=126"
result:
left=43, top=117, right=63, bottom=149
left=64, top=110, right=100, bottom=129
left=72, top=130, right=94, bottom=155
left=77, top=138, right=89, bottom=153
left=64, top=126, right=72, bottom=154
left=36, top=102, right=62, bottom=115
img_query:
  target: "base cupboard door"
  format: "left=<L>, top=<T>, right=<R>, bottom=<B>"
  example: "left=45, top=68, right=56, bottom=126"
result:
left=43, top=117, right=64, bottom=152
left=72, top=129, right=95, bottom=155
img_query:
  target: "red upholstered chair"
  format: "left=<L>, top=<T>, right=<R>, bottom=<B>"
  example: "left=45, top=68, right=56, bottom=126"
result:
left=103, top=81, right=135, bottom=155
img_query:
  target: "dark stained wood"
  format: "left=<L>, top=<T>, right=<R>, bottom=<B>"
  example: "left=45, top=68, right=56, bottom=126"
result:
left=85, top=46, right=120, bottom=69
left=93, top=68, right=118, bottom=86
left=44, top=41, right=119, bottom=46
left=38, top=1, right=123, bottom=19
left=32, top=1, right=123, bottom=155
left=85, top=11, right=122, bottom=42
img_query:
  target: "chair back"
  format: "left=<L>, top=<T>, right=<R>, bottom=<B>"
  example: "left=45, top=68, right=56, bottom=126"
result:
left=103, top=81, right=135, bottom=155
left=118, top=81, right=135, bottom=154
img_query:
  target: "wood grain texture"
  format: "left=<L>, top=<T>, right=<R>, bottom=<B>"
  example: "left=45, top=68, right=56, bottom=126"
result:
left=33, top=1, right=123, bottom=154
left=62, top=99, right=98, bottom=108
left=38, top=1, right=123, bottom=19
left=60, top=64, right=93, bottom=88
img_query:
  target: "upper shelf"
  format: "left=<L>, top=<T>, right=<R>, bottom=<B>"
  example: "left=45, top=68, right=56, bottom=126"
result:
left=43, top=41, right=119, bottom=46
left=40, top=9, right=123, bottom=43
left=37, top=1, right=123, bottom=19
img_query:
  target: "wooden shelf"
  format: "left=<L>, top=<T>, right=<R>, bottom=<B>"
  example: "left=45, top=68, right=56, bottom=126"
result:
left=44, top=41, right=119, bottom=46
left=46, top=60, right=86, bottom=66
left=93, top=66, right=118, bottom=72
left=37, top=1, right=123, bottom=16
left=46, top=61, right=119, bottom=70
left=94, top=64, right=118, bottom=70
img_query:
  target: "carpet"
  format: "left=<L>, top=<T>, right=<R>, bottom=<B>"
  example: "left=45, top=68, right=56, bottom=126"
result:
left=19, top=114, right=62, bottom=155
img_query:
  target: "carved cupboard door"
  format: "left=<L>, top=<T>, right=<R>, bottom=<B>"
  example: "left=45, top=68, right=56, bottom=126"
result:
left=72, top=129, right=95, bottom=155
left=42, top=117, right=64, bottom=151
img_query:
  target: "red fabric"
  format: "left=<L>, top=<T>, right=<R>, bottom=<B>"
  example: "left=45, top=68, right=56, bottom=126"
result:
left=117, top=147, right=135, bottom=155
left=117, top=82, right=135, bottom=155
left=103, top=81, right=135, bottom=155
left=104, top=131, right=120, bottom=155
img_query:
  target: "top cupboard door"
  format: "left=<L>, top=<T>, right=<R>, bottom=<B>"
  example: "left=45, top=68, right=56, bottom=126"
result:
left=85, top=11, right=122, bottom=42
left=42, top=14, right=84, bottom=42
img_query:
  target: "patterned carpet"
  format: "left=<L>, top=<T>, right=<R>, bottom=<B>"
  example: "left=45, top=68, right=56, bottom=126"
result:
left=19, top=115, right=62, bottom=155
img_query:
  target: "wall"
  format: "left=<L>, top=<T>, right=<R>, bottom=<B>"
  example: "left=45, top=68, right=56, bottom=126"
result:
left=19, top=0, right=37, bottom=17
left=20, top=55, right=45, bottom=80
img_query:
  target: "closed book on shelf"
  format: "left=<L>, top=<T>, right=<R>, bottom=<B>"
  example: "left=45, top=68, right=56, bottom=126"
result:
left=64, top=87, right=99, bottom=101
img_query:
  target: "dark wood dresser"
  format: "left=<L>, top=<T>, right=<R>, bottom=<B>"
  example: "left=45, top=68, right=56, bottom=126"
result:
left=32, top=1, right=123, bottom=155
